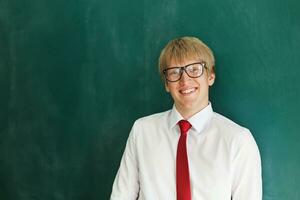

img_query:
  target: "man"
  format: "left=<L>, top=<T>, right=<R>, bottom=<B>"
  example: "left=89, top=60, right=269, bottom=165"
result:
left=110, top=36, right=262, bottom=199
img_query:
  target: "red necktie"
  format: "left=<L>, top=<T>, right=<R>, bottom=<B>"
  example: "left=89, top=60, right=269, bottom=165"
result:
left=177, top=120, right=192, bottom=200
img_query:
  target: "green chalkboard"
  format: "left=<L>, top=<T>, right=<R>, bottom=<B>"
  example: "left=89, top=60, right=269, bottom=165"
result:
left=1, top=0, right=300, bottom=199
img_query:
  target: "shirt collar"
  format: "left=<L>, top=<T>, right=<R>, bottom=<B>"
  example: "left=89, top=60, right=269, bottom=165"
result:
left=168, top=103, right=213, bottom=134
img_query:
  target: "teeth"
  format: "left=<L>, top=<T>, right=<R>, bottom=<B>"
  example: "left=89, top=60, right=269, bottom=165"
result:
left=181, top=88, right=196, bottom=94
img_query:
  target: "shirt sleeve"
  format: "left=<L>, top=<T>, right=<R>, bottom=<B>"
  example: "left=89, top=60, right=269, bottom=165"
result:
left=110, top=122, right=140, bottom=200
left=231, top=129, right=262, bottom=200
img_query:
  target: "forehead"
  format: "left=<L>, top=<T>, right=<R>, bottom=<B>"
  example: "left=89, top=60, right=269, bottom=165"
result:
left=168, top=55, right=202, bottom=68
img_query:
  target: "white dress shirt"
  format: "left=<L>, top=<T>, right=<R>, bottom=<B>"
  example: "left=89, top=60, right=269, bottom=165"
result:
left=110, top=104, right=262, bottom=200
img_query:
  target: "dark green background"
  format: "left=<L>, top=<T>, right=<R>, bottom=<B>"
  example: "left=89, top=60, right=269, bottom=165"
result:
left=1, top=0, right=299, bottom=199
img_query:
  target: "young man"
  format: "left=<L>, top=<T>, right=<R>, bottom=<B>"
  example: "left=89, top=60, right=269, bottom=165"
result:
left=110, top=37, right=262, bottom=200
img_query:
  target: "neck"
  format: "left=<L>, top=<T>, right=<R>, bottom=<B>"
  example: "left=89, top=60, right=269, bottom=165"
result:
left=175, top=102, right=209, bottom=119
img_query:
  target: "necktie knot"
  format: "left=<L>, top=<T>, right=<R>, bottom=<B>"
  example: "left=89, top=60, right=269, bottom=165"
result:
left=178, top=120, right=192, bottom=135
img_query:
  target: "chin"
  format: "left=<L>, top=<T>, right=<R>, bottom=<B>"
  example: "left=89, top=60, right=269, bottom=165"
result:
left=178, top=102, right=196, bottom=110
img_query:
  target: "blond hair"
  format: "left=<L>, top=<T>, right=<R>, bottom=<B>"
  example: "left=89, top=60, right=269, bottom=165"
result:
left=158, top=36, right=215, bottom=80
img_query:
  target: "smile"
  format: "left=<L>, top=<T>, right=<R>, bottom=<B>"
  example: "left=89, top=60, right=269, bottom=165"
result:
left=179, top=87, right=197, bottom=94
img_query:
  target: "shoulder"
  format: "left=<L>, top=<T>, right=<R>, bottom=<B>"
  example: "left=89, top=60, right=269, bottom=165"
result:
left=211, top=112, right=247, bottom=132
left=210, top=112, right=254, bottom=143
left=135, top=110, right=170, bottom=125
left=209, top=112, right=260, bottom=157
left=131, top=109, right=171, bottom=131
left=127, top=109, right=171, bottom=144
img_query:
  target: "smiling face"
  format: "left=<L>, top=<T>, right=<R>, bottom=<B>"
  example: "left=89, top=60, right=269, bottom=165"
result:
left=159, top=37, right=216, bottom=118
left=165, top=58, right=215, bottom=119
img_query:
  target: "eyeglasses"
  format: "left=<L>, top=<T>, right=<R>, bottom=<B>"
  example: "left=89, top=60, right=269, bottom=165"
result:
left=163, top=62, right=206, bottom=82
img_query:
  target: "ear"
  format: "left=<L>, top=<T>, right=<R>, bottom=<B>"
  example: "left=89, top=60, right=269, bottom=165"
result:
left=165, top=82, right=170, bottom=92
left=208, top=72, right=215, bottom=86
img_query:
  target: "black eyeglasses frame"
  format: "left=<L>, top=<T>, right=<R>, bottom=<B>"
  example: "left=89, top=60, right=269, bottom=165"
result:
left=162, top=61, right=207, bottom=82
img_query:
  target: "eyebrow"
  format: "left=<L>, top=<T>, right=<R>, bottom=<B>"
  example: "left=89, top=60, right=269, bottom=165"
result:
left=166, top=61, right=205, bottom=69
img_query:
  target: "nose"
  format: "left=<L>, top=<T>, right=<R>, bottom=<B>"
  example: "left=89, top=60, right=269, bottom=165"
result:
left=179, top=70, right=191, bottom=83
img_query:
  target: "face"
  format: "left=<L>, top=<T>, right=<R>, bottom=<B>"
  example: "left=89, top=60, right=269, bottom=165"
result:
left=165, top=58, right=215, bottom=117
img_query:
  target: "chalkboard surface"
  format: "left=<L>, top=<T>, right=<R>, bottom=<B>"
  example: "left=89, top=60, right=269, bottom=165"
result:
left=1, top=0, right=300, bottom=199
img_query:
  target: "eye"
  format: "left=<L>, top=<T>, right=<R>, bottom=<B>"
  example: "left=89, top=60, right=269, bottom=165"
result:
left=167, top=68, right=180, bottom=76
left=187, top=64, right=201, bottom=73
